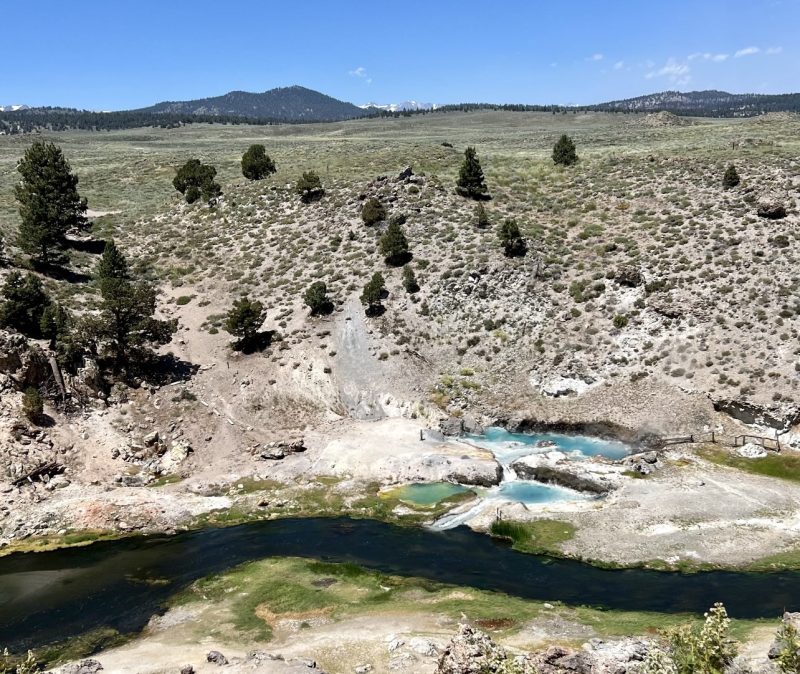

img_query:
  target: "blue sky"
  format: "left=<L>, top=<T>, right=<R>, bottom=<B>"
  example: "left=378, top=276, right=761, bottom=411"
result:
left=2, top=0, right=797, bottom=109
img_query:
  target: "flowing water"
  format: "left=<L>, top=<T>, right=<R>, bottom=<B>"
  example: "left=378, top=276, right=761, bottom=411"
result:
left=432, top=428, right=631, bottom=528
left=1, top=517, right=798, bottom=652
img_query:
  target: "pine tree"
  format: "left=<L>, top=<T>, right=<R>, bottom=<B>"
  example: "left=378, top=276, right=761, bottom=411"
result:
left=0, top=271, right=51, bottom=337
left=722, top=164, right=740, bottom=188
left=15, top=141, right=87, bottom=263
left=552, top=134, right=579, bottom=166
left=97, top=240, right=129, bottom=285
left=402, top=265, right=419, bottom=293
left=224, top=297, right=267, bottom=351
left=304, top=281, right=332, bottom=315
left=296, top=171, right=324, bottom=203
left=379, top=220, right=411, bottom=266
left=96, top=243, right=176, bottom=368
left=241, top=144, right=276, bottom=181
left=173, top=159, right=222, bottom=205
left=456, top=147, right=490, bottom=200
left=361, top=197, right=387, bottom=225
left=498, top=219, right=527, bottom=257
left=360, top=272, right=386, bottom=316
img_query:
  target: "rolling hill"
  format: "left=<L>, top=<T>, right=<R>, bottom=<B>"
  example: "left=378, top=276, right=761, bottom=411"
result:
left=137, top=85, right=365, bottom=122
left=590, top=90, right=800, bottom=116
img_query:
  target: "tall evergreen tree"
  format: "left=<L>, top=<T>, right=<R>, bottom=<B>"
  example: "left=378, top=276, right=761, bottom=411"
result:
left=456, top=147, right=490, bottom=200
left=402, top=265, right=419, bottom=293
left=224, top=297, right=267, bottom=351
left=498, top=219, right=527, bottom=257
left=241, top=144, right=277, bottom=180
left=15, top=141, right=87, bottom=263
left=379, top=220, right=411, bottom=266
left=552, top=134, right=579, bottom=166
left=360, top=272, right=386, bottom=316
left=96, top=242, right=176, bottom=369
left=303, top=281, right=333, bottom=316
left=0, top=271, right=51, bottom=337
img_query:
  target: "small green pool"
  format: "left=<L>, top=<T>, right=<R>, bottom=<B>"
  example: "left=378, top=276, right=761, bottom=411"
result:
left=392, top=482, right=472, bottom=506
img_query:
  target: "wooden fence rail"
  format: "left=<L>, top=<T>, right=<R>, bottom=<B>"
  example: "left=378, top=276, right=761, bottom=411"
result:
left=661, top=431, right=782, bottom=452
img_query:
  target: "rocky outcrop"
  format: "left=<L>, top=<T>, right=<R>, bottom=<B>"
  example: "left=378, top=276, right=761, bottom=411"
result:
left=437, top=625, right=648, bottom=674
left=511, top=452, right=624, bottom=494
left=112, top=433, right=192, bottom=484
left=494, top=418, right=660, bottom=449
left=437, top=624, right=536, bottom=674
left=0, top=331, right=50, bottom=391
left=712, top=397, right=798, bottom=430
left=439, top=415, right=485, bottom=437
left=50, top=653, right=327, bottom=673
left=768, top=611, right=800, bottom=660
left=621, top=450, right=662, bottom=475
left=48, top=659, right=103, bottom=674
left=532, top=638, right=648, bottom=674
left=253, top=438, right=307, bottom=460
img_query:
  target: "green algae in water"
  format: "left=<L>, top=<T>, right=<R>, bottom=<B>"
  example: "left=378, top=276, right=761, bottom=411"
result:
left=393, top=482, right=471, bottom=506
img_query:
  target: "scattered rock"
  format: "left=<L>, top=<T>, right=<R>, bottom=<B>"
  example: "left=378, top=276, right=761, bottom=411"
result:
left=254, top=438, right=306, bottom=461
left=439, top=417, right=464, bottom=436
left=206, top=650, right=228, bottom=665
left=50, top=659, right=104, bottom=674
left=614, top=265, right=643, bottom=287
left=736, top=443, right=768, bottom=459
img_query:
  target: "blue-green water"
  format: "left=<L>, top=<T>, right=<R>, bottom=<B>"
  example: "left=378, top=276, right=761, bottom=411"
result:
left=496, top=480, right=578, bottom=503
left=393, top=482, right=471, bottom=506
left=467, top=427, right=630, bottom=462
left=436, top=427, right=632, bottom=515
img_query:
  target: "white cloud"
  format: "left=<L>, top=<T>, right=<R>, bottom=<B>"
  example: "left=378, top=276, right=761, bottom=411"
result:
left=613, top=60, right=624, bottom=70
left=348, top=66, right=372, bottom=84
left=735, top=46, right=760, bottom=57
left=646, top=58, right=691, bottom=86
left=688, top=52, right=728, bottom=62
left=588, top=53, right=604, bottom=61
left=766, top=46, right=783, bottom=54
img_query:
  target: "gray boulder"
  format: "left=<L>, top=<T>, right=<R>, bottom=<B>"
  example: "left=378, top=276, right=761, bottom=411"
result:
left=207, top=651, right=228, bottom=665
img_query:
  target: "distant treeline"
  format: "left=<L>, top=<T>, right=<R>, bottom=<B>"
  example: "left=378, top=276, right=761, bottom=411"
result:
left=0, top=107, right=310, bottom=134
left=4, top=93, right=800, bottom=135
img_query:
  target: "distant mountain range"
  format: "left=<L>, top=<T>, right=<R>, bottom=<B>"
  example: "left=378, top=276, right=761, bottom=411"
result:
left=359, top=101, right=438, bottom=112
left=2, top=87, right=800, bottom=135
left=136, top=85, right=363, bottom=122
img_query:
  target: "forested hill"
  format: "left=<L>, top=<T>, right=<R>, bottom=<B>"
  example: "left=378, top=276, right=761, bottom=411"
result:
left=137, top=85, right=364, bottom=122
left=589, top=90, right=800, bottom=117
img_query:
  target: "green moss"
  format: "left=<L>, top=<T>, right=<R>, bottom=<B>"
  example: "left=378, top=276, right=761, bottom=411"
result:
left=699, top=447, right=800, bottom=483
left=490, top=519, right=576, bottom=554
